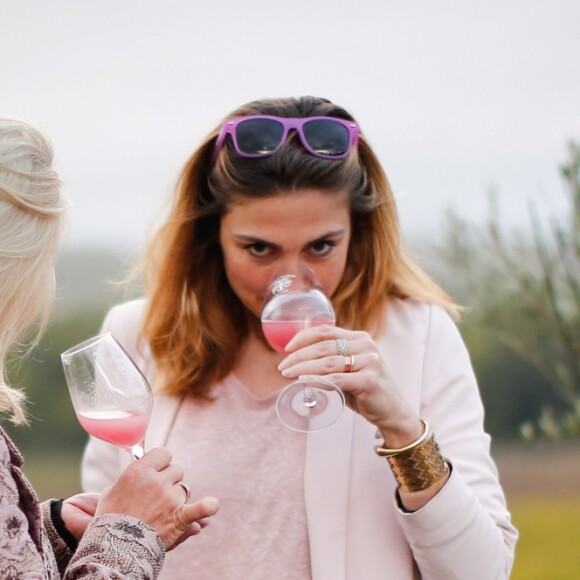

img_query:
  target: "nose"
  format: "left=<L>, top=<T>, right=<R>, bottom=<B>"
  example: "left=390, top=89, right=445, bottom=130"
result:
left=273, top=258, right=306, bottom=277
left=269, top=261, right=320, bottom=295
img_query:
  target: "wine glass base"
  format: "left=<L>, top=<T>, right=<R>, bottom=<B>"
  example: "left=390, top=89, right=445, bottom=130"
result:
left=276, top=377, right=345, bottom=433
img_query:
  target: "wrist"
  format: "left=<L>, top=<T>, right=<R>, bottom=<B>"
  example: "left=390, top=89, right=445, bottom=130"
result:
left=50, top=499, right=78, bottom=551
left=375, top=416, right=423, bottom=449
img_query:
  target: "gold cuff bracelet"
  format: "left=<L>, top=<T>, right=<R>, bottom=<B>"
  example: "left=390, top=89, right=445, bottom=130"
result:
left=386, top=434, right=449, bottom=493
left=374, top=420, right=449, bottom=493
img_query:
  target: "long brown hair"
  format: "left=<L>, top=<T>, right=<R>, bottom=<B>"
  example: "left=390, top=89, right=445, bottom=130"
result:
left=141, top=96, right=458, bottom=398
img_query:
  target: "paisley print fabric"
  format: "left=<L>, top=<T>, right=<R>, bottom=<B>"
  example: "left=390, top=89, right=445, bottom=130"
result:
left=0, top=425, right=165, bottom=579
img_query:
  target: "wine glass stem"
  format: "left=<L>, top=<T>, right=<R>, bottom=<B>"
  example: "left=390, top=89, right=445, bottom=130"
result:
left=303, top=386, right=318, bottom=409
left=131, top=444, right=145, bottom=460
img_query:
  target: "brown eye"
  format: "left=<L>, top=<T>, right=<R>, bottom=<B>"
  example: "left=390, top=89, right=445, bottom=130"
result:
left=309, top=240, right=335, bottom=257
left=246, top=242, right=272, bottom=258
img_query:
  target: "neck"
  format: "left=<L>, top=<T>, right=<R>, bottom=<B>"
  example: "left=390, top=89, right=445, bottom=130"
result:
left=233, top=314, right=291, bottom=397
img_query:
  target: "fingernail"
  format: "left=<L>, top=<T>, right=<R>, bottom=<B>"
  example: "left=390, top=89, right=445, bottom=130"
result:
left=204, top=497, right=220, bottom=512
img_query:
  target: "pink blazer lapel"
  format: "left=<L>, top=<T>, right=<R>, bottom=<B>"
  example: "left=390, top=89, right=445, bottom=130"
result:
left=304, top=407, right=355, bottom=580
left=146, top=395, right=182, bottom=449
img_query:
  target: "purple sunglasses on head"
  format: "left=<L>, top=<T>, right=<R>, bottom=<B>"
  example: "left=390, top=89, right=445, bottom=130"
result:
left=213, top=115, right=359, bottom=161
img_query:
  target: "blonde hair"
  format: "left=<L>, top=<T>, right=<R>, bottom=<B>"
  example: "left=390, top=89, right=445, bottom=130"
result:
left=0, top=117, right=67, bottom=425
left=141, top=96, right=459, bottom=399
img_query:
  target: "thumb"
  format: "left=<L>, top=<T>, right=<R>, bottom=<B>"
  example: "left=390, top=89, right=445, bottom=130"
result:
left=182, top=497, right=220, bottom=524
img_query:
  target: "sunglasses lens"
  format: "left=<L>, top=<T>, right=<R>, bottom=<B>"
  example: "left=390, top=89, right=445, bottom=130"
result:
left=303, top=119, right=350, bottom=157
left=236, top=119, right=284, bottom=155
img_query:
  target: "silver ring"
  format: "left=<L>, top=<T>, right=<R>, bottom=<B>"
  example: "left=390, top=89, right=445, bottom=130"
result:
left=344, top=354, right=355, bottom=373
left=336, top=338, right=349, bottom=356
left=176, top=481, right=191, bottom=502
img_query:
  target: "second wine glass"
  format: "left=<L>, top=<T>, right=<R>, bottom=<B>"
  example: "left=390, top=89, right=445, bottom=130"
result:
left=61, top=332, right=153, bottom=459
left=261, top=265, right=345, bottom=432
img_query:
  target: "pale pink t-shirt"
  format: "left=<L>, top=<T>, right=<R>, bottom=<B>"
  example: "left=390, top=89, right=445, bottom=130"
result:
left=160, top=373, right=312, bottom=580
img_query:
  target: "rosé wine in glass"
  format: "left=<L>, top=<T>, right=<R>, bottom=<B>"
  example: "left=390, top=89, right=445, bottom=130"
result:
left=75, top=409, right=151, bottom=449
left=262, top=319, right=330, bottom=353
left=61, top=333, right=153, bottom=459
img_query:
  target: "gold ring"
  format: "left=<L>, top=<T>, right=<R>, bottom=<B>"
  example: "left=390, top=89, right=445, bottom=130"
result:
left=344, top=354, right=355, bottom=373
left=176, top=481, right=191, bottom=502
left=336, top=338, right=349, bottom=356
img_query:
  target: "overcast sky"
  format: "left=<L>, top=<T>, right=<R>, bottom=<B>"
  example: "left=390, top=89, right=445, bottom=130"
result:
left=2, top=0, right=579, bottom=252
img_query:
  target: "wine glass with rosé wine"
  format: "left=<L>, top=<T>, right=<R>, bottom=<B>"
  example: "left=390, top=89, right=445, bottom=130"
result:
left=261, top=265, right=345, bottom=432
left=61, top=333, right=153, bottom=460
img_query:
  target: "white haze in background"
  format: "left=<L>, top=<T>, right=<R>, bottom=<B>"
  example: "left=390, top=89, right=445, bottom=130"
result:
left=1, top=0, right=579, bottom=254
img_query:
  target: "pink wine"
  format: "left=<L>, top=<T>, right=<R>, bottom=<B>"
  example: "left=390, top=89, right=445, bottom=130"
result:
left=262, top=319, right=331, bottom=353
left=76, top=409, right=150, bottom=448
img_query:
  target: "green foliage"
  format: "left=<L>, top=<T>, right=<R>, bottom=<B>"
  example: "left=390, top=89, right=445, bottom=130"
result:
left=459, top=321, right=563, bottom=439
left=439, top=142, right=580, bottom=439
left=4, top=310, right=106, bottom=457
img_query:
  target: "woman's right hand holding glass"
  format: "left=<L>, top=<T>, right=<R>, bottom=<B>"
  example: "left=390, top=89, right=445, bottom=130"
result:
left=94, top=447, right=219, bottom=550
left=278, top=326, right=451, bottom=508
left=278, top=326, right=423, bottom=444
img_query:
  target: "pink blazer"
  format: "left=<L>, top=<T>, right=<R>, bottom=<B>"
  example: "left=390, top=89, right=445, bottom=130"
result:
left=82, top=298, right=518, bottom=579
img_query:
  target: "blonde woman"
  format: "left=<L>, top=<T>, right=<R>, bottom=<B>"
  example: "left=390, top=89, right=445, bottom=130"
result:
left=83, top=96, right=518, bottom=579
left=0, top=117, right=218, bottom=578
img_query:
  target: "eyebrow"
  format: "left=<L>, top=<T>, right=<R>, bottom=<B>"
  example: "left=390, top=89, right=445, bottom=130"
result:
left=233, top=229, right=347, bottom=247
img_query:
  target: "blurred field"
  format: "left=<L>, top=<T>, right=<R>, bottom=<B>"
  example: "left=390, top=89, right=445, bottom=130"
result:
left=492, top=441, right=580, bottom=579
left=509, top=496, right=580, bottom=579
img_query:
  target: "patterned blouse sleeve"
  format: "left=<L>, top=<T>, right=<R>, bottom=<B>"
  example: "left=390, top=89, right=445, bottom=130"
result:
left=40, top=492, right=166, bottom=579
left=63, top=513, right=165, bottom=579
left=2, top=414, right=165, bottom=578
left=40, top=499, right=75, bottom=573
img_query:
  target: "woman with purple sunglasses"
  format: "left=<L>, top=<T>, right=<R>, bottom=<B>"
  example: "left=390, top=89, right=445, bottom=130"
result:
left=82, top=96, right=517, bottom=579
